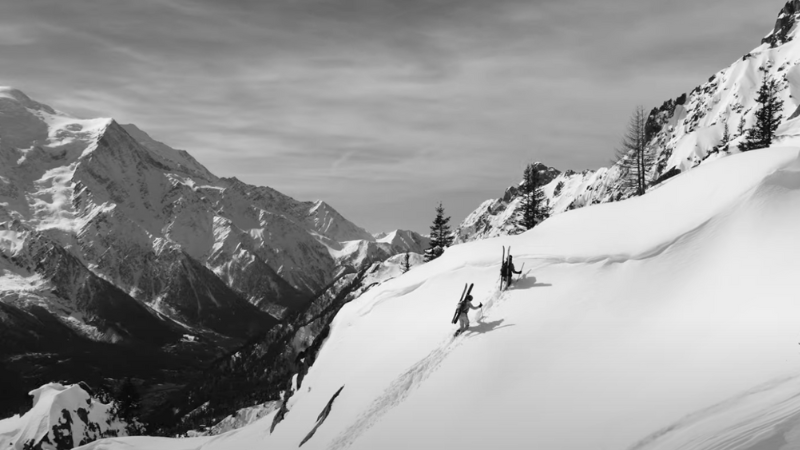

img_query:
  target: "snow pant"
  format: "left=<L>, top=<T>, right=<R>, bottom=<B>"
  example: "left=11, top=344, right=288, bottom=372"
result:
left=458, top=312, right=469, bottom=330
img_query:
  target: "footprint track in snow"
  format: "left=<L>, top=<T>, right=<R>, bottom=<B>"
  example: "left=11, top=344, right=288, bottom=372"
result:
left=328, top=288, right=511, bottom=450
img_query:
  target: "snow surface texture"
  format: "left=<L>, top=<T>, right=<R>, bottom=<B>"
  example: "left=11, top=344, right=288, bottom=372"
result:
left=185, top=401, right=280, bottom=437
left=0, top=383, right=127, bottom=449
left=0, top=86, right=425, bottom=342
left=457, top=3, right=800, bottom=242
left=73, top=145, right=800, bottom=449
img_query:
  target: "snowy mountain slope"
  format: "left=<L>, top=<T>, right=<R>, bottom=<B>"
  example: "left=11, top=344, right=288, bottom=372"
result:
left=330, top=230, right=429, bottom=274
left=74, top=144, right=800, bottom=449
left=0, top=219, right=181, bottom=346
left=375, top=229, right=429, bottom=253
left=0, top=87, right=395, bottom=339
left=0, top=383, right=128, bottom=450
left=630, top=374, right=800, bottom=450
left=119, top=124, right=216, bottom=183
left=303, top=200, right=373, bottom=244
left=186, top=401, right=280, bottom=437
left=144, top=251, right=424, bottom=434
left=458, top=0, right=800, bottom=242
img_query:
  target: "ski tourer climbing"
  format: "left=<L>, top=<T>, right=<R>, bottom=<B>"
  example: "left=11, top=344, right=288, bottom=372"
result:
left=455, top=294, right=482, bottom=336
left=504, top=255, right=522, bottom=289
left=500, top=246, right=508, bottom=289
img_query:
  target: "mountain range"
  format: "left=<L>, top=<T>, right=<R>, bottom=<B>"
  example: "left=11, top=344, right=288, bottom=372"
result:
left=40, top=2, right=800, bottom=447
left=6, top=1, right=800, bottom=448
left=0, top=87, right=428, bottom=417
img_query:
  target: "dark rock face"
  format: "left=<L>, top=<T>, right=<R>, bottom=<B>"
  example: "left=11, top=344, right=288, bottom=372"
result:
left=763, top=0, right=800, bottom=47
left=646, top=98, right=680, bottom=141
left=9, top=230, right=181, bottom=347
left=530, top=162, right=562, bottom=185
left=153, top=248, right=278, bottom=339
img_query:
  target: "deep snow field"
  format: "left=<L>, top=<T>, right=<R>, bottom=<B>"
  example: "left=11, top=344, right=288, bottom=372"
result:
left=7, top=146, right=800, bottom=449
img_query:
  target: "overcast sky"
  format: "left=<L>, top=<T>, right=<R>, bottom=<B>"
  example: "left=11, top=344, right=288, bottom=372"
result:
left=0, top=0, right=789, bottom=233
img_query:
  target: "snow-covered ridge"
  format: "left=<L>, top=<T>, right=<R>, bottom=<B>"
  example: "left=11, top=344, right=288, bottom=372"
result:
left=329, top=230, right=429, bottom=274
left=455, top=162, right=611, bottom=242
left=74, top=144, right=800, bottom=450
left=458, top=0, right=800, bottom=242
left=0, top=383, right=128, bottom=449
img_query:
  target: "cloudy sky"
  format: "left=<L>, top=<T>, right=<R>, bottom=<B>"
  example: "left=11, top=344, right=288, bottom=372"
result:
left=0, top=0, right=789, bottom=233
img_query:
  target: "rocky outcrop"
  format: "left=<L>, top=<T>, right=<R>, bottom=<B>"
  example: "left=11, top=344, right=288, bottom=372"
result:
left=0, top=383, right=129, bottom=450
left=762, top=0, right=800, bottom=47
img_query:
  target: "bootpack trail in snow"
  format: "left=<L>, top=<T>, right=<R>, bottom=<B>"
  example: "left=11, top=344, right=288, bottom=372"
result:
left=327, top=284, right=513, bottom=450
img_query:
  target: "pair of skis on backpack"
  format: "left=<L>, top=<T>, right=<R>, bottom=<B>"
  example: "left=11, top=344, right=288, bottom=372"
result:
left=450, top=246, right=523, bottom=337
left=451, top=283, right=474, bottom=337
left=500, top=246, right=522, bottom=290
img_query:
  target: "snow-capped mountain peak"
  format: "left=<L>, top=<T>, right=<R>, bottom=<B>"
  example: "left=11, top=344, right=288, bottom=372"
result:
left=0, top=86, right=55, bottom=113
left=0, top=86, right=111, bottom=156
left=305, top=200, right=374, bottom=244
left=119, top=123, right=217, bottom=182
left=0, top=88, right=407, bottom=382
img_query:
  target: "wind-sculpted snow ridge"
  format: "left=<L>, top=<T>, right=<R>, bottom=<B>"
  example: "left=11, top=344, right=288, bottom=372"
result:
left=0, top=383, right=128, bottom=450
left=458, top=1, right=800, bottom=243
left=629, top=375, right=800, bottom=450
left=73, top=142, right=800, bottom=450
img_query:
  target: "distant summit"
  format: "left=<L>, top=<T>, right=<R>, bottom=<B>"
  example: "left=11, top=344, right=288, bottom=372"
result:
left=0, top=87, right=413, bottom=417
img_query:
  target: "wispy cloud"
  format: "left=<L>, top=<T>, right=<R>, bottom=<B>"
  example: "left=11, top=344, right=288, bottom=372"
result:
left=0, top=0, right=788, bottom=232
left=0, top=24, right=39, bottom=45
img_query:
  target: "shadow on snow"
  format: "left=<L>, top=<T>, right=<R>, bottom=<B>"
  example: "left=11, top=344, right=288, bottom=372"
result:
left=508, top=274, right=552, bottom=290
left=466, top=318, right=514, bottom=336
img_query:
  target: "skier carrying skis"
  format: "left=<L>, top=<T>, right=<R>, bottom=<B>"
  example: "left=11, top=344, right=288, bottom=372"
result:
left=504, top=255, right=522, bottom=288
left=456, top=294, right=482, bottom=335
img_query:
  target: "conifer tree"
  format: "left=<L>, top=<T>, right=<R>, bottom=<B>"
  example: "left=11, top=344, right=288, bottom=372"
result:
left=721, top=121, right=730, bottom=147
left=518, top=163, right=548, bottom=230
left=402, top=253, right=411, bottom=273
left=741, top=76, right=784, bottom=151
left=615, top=105, right=655, bottom=196
left=111, top=377, right=143, bottom=434
left=737, top=114, right=747, bottom=137
left=424, top=202, right=453, bottom=262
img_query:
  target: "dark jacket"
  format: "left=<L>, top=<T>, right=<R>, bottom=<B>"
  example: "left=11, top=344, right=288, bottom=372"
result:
left=459, top=296, right=481, bottom=314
